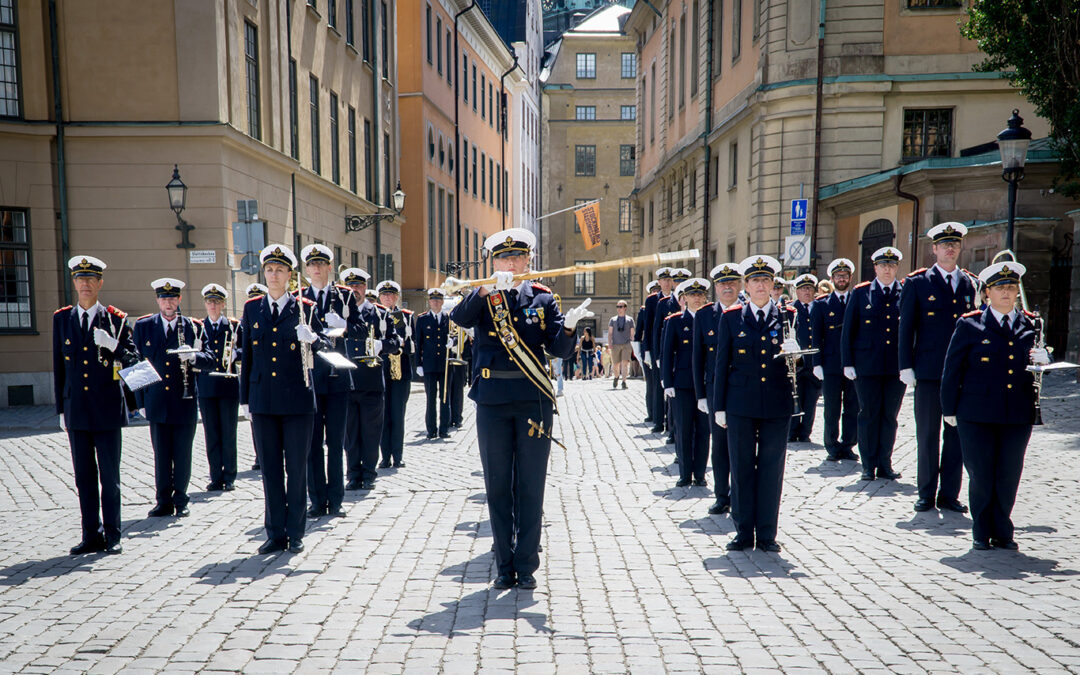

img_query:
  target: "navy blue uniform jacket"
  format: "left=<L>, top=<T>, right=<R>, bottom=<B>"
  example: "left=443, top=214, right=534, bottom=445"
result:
left=712, top=303, right=795, bottom=419
left=450, top=283, right=576, bottom=404
left=134, top=314, right=216, bottom=424
left=691, top=302, right=722, bottom=401
left=640, top=291, right=666, bottom=365
left=841, top=281, right=900, bottom=376
left=194, top=317, right=241, bottom=399
left=382, top=308, right=415, bottom=383
left=940, top=308, right=1038, bottom=426
left=345, top=301, right=399, bottom=392
left=810, top=292, right=848, bottom=374
left=53, top=304, right=139, bottom=430
left=415, top=311, right=450, bottom=373
left=651, top=294, right=679, bottom=368
left=792, top=300, right=815, bottom=375
left=898, top=267, right=977, bottom=380
left=301, top=284, right=357, bottom=394
left=661, top=310, right=696, bottom=390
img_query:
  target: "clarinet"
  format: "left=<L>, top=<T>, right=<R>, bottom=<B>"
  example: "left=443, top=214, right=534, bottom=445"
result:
left=778, top=299, right=802, bottom=417
left=1031, top=311, right=1045, bottom=426
left=178, top=317, right=192, bottom=399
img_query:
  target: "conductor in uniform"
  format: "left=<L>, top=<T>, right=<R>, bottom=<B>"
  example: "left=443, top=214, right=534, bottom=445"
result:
left=239, top=244, right=329, bottom=554
left=245, top=282, right=267, bottom=472
left=376, top=280, right=414, bottom=468
left=194, top=283, right=241, bottom=492
left=449, top=228, right=591, bottom=589
left=811, top=259, right=859, bottom=462
left=841, top=247, right=905, bottom=482
left=662, top=278, right=712, bottom=488
left=415, top=288, right=452, bottom=439
left=899, top=222, right=975, bottom=513
left=135, top=278, right=215, bottom=518
left=53, top=255, right=138, bottom=555
left=788, top=274, right=821, bottom=443
left=941, top=260, right=1048, bottom=550
left=713, top=256, right=800, bottom=552
left=299, top=244, right=355, bottom=519
left=693, top=262, right=741, bottom=515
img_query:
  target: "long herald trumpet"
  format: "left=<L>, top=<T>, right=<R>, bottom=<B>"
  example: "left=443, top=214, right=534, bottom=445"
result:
left=440, top=249, right=701, bottom=294
left=777, top=298, right=818, bottom=417
left=294, top=269, right=313, bottom=387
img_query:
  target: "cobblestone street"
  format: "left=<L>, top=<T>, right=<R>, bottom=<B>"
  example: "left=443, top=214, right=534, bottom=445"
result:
left=1, top=375, right=1079, bottom=674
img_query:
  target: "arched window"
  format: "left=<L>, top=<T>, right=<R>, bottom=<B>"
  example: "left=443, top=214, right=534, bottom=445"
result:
left=438, top=136, right=445, bottom=168
left=447, top=142, right=455, bottom=174
left=427, top=128, right=435, bottom=161
left=860, top=219, right=895, bottom=282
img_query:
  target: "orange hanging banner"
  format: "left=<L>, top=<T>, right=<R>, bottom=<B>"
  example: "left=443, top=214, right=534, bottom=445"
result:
left=575, top=201, right=601, bottom=251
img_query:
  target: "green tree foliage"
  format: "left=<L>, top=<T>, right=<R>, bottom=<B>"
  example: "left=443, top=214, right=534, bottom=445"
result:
left=962, top=0, right=1080, bottom=197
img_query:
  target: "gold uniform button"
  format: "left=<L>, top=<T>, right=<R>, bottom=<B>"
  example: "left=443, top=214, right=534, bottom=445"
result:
left=83, top=360, right=88, bottom=365
left=165, top=386, right=170, bottom=391
left=271, top=371, right=277, bottom=377
left=1007, top=384, right=1013, bottom=389
left=83, top=373, right=88, bottom=378
left=165, top=374, right=170, bottom=378
left=1008, top=369, right=1014, bottom=374
left=761, top=363, right=767, bottom=369
left=83, top=346, right=88, bottom=351
left=272, top=357, right=277, bottom=362
left=761, top=377, right=766, bottom=382
left=886, top=340, right=891, bottom=345
left=83, top=386, right=89, bottom=391
left=761, top=336, right=766, bottom=341
left=1008, top=355, right=1014, bottom=360
left=272, top=342, right=277, bottom=347
left=272, top=327, right=277, bottom=332
left=1008, top=341, right=1014, bottom=346
left=761, top=350, right=766, bottom=355
left=886, top=328, right=891, bottom=332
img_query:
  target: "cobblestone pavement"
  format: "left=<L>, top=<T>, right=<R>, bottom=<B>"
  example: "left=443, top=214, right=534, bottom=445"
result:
left=1, top=374, right=1079, bottom=674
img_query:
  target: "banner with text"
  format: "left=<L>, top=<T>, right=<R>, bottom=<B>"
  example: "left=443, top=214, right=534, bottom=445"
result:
left=575, top=201, right=601, bottom=251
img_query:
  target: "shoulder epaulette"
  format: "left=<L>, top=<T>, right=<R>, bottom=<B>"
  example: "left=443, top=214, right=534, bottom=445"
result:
left=531, top=282, right=552, bottom=293
left=229, top=317, right=240, bottom=324
left=300, top=297, right=316, bottom=306
left=854, top=281, right=871, bottom=289
left=648, top=291, right=658, bottom=297
left=783, top=305, right=797, bottom=312
left=54, top=305, right=72, bottom=315
left=906, top=267, right=928, bottom=277
left=1023, top=309, right=1036, bottom=318
left=190, top=317, right=203, bottom=325
left=374, top=302, right=388, bottom=310
left=402, top=308, right=414, bottom=314
left=665, top=311, right=683, bottom=320
left=137, top=313, right=154, bottom=320
left=335, top=284, right=350, bottom=292
left=962, top=309, right=981, bottom=318
left=724, top=304, right=743, bottom=313
left=246, top=296, right=262, bottom=304
left=105, top=305, right=126, bottom=318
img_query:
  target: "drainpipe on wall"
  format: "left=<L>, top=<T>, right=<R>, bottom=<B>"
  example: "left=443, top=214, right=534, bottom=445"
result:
left=700, top=0, right=714, bottom=277
left=453, top=1, right=479, bottom=268
left=49, top=0, right=70, bottom=306
left=499, top=56, right=520, bottom=231
left=893, top=174, right=921, bottom=270
left=372, top=0, right=383, bottom=273
left=810, top=0, right=826, bottom=272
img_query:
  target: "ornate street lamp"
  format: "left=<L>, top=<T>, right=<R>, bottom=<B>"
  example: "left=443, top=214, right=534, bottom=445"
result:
left=166, top=165, right=195, bottom=249
left=997, top=109, right=1032, bottom=251
left=346, top=181, right=406, bottom=232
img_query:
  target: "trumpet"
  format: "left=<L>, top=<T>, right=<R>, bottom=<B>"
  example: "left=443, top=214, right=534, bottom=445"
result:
left=776, top=298, right=818, bottom=417
left=218, top=321, right=240, bottom=378
left=294, top=270, right=313, bottom=387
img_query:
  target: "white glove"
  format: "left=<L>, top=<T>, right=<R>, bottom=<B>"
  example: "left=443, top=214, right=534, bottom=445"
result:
left=324, top=311, right=347, bottom=330
left=780, top=338, right=801, bottom=354
left=59, top=414, right=66, bottom=431
left=240, top=404, right=249, bottom=418
left=943, top=415, right=957, bottom=427
left=295, top=324, right=318, bottom=344
left=464, top=327, right=475, bottom=339
left=714, top=411, right=727, bottom=428
left=139, top=408, right=146, bottom=418
left=1030, top=347, right=1050, bottom=365
left=812, top=366, right=823, bottom=381
left=644, top=351, right=652, bottom=367
left=417, top=366, right=425, bottom=377
left=93, top=328, right=118, bottom=352
left=697, top=398, right=709, bottom=414
left=370, top=339, right=383, bottom=357
left=227, top=346, right=238, bottom=366
left=899, top=368, right=916, bottom=386
left=493, top=270, right=516, bottom=291
left=663, top=387, right=675, bottom=399
left=844, top=367, right=856, bottom=381
left=630, top=341, right=642, bottom=363
left=563, top=298, right=594, bottom=331
left=179, top=351, right=197, bottom=363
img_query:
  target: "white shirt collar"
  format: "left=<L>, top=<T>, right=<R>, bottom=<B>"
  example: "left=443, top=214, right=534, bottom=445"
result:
left=748, top=298, right=774, bottom=313
left=267, top=293, right=291, bottom=312
left=989, top=306, right=1017, bottom=326
left=359, top=299, right=372, bottom=311
left=160, top=314, right=179, bottom=332
left=310, top=281, right=329, bottom=294
left=686, top=307, right=696, bottom=318
left=873, top=278, right=898, bottom=292
left=833, top=290, right=848, bottom=299
left=77, top=302, right=102, bottom=321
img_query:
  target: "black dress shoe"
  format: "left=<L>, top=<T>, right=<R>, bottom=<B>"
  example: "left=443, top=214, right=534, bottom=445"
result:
left=205, top=481, right=224, bottom=492
left=692, top=479, right=707, bottom=487
left=307, top=505, right=327, bottom=518
left=913, top=498, right=935, bottom=512
left=148, top=504, right=173, bottom=517
left=708, top=501, right=731, bottom=515
left=825, top=453, right=840, bottom=462
left=175, top=506, right=190, bottom=518
left=394, top=461, right=406, bottom=468
left=650, top=426, right=665, bottom=434
left=726, top=537, right=752, bottom=551
left=258, top=539, right=287, bottom=554
left=493, top=574, right=516, bottom=589
left=839, top=449, right=859, bottom=461
left=288, top=539, right=305, bottom=553
left=798, top=436, right=811, bottom=443
left=878, top=469, right=902, bottom=480
left=644, top=416, right=653, bottom=424
left=345, top=480, right=362, bottom=491
left=991, top=539, right=1019, bottom=550
left=104, top=541, right=122, bottom=555
left=517, top=573, right=537, bottom=589
left=360, top=480, right=376, bottom=490
left=972, top=540, right=992, bottom=551
left=438, top=432, right=450, bottom=439
left=70, top=539, right=106, bottom=555
left=426, top=432, right=437, bottom=439
left=859, top=472, right=875, bottom=481
left=665, top=436, right=675, bottom=445
left=756, top=540, right=782, bottom=553
left=675, top=478, right=692, bottom=488
left=223, top=482, right=236, bottom=492
left=937, top=498, right=968, bottom=513
left=328, top=506, right=347, bottom=518
left=251, top=463, right=261, bottom=471
left=377, top=460, right=392, bottom=469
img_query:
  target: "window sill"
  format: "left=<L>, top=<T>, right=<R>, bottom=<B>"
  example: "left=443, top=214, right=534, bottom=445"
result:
left=346, top=43, right=359, bottom=57
left=0, top=328, right=38, bottom=336
left=728, top=184, right=737, bottom=192
left=328, top=26, right=341, bottom=40
left=306, top=4, right=322, bottom=21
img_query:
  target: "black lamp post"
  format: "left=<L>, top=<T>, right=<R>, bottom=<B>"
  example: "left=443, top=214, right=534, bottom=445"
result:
left=346, top=181, right=406, bottom=232
left=166, top=165, right=195, bottom=249
left=997, top=109, right=1032, bottom=251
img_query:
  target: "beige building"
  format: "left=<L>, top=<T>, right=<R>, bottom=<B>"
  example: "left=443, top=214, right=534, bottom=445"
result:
left=625, top=0, right=1078, bottom=356
left=541, top=5, right=639, bottom=336
left=0, top=0, right=401, bottom=407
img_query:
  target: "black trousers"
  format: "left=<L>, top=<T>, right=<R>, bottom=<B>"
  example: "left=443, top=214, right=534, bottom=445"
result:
left=68, top=428, right=122, bottom=545
left=707, top=394, right=730, bottom=506
left=649, top=366, right=666, bottom=430
left=250, top=419, right=260, bottom=469
left=308, top=393, right=348, bottom=510
left=958, top=420, right=1031, bottom=543
left=345, top=389, right=384, bottom=483
left=821, top=374, right=859, bottom=454
left=199, top=396, right=239, bottom=485
left=726, top=414, right=788, bottom=544
left=789, top=372, right=821, bottom=441
left=381, top=379, right=410, bottom=463
left=673, top=389, right=709, bottom=482
left=252, top=412, right=313, bottom=543
left=854, top=375, right=906, bottom=474
left=914, top=380, right=963, bottom=503
left=476, top=398, right=553, bottom=577
left=449, top=364, right=465, bottom=425
left=423, top=371, right=451, bottom=435
left=644, top=363, right=655, bottom=421
left=149, top=421, right=196, bottom=509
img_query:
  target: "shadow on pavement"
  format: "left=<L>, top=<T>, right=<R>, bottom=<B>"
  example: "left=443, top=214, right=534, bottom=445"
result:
left=703, top=553, right=807, bottom=579
left=679, top=517, right=735, bottom=538
left=191, top=554, right=318, bottom=584
left=407, top=587, right=552, bottom=636
left=804, top=459, right=860, bottom=475
left=0, top=553, right=105, bottom=586
left=895, top=512, right=972, bottom=537
left=438, top=550, right=495, bottom=584
left=453, top=520, right=489, bottom=540
left=836, top=479, right=917, bottom=497
left=121, top=516, right=181, bottom=540
left=939, top=550, right=1080, bottom=580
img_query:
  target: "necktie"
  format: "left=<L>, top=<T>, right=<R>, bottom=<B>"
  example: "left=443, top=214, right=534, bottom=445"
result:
left=81, top=310, right=89, bottom=335
left=271, top=302, right=280, bottom=324
left=757, top=309, right=765, bottom=326
left=165, top=323, right=174, bottom=346
left=319, top=289, right=326, bottom=312
left=945, top=273, right=952, bottom=291
left=839, top=295, right=846, bottom=308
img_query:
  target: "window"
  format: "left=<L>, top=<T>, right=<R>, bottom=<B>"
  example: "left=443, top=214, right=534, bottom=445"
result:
left=689, top=169, right=697, bottom=209
left=753, top=0, right=761, bottom=39
left=679, top=14, right=686, bottom=107
left=690, top=1, right=700, bottom=97
left=345, top=0, right=354, bottom=44
left=309, top=75, right=320, bottom=173
left=902, top=108, right=953, bottom=162
left=668, top=28, right=675, bottom=118
left=619, top=198, right=632, bottom=232
left=618, top=268, right=631, bottom=295
left=573, top=198, right=591, bottom=232
left=574, top=260, right=595, bottom=295
left=427, top=182, right=436, bottom=269
left=447, top=142, right=454, bottom=175
left=488, top=83, right=494, bottom=127
left=481, top=153, right=486, bottom=201
left=732, top=0, right=742, bottom=61
left=650, top=63, right=656, bottom=141
left=0, top=0, right=18, bottom=118
left=426, top=5, right=432, bottom=64
left=383, top=132, right=391, bottom=206
left=361, top=0, right=370, bottom=60
left=472, top=147, right=478, bottom=196
left=447, top=194, right=455, bottom=263
left=503, top=168, right=508, bottom=213
left=649, top=200, right=654, bottom=233
left=446, top=30, right=452, bottom=84
left=438, top=187, right=445, bottom=272
left=428, top=128, right=435, bottom=161
left=438, top=135, right=445, bottom=168
left=462, top=139, right=469, bottom=191
left=496, top=164, right=501, bottom=209
left=488, top=157, right=494, bottom=204
left=481, top=74, right=486, bottom=119
left=381, top=2, right=388, bottom=78
left=575, top=105, right=596, bottom=121
left=348, top=106, right=357, bottom=192
left=621, top=105, right=636, bottom=120
left=678, top=177, right=685, bottom=215
left=330, top=91, right=340, bottom=184
left=728, top=141, right=738, bottom=188
left=334, top=245, right=342, bottom=266
left=0, top=209, right=30, bottom=330
left=463, top=54, right=469, bottom=101
left=576, top=53, right=596, bottom=79
left=368, top=254, right=374, bottom=275
left=436, top=17, right=443, bottom=74
left=474, top=231, right=480, bottom=278
left=620, top=145, right=635, bottom=176
left=472, top=65, right=477, bottom=110
left=288, top=59, right=299, bottom=159
left=575, top=145, right=596, bottom=176
left=713, top=0, right=723, bottom=76
left=328, top=0, right=337, bottom=29
left=364, top=119, right=373, bottom=200
left=352, top=251, right=359, bottom=268
left=621, top=53, right=636, bottom=79
left=244, top=21, right=261, bottom=141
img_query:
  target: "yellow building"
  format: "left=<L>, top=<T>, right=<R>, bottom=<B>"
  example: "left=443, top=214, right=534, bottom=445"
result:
left=541, top=5, right=640, bottom=333
left=0, top=0, right=401, bottom=406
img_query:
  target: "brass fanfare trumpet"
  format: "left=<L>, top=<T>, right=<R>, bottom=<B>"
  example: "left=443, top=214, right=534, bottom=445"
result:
left=776, top=298, right=818, bottom=417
